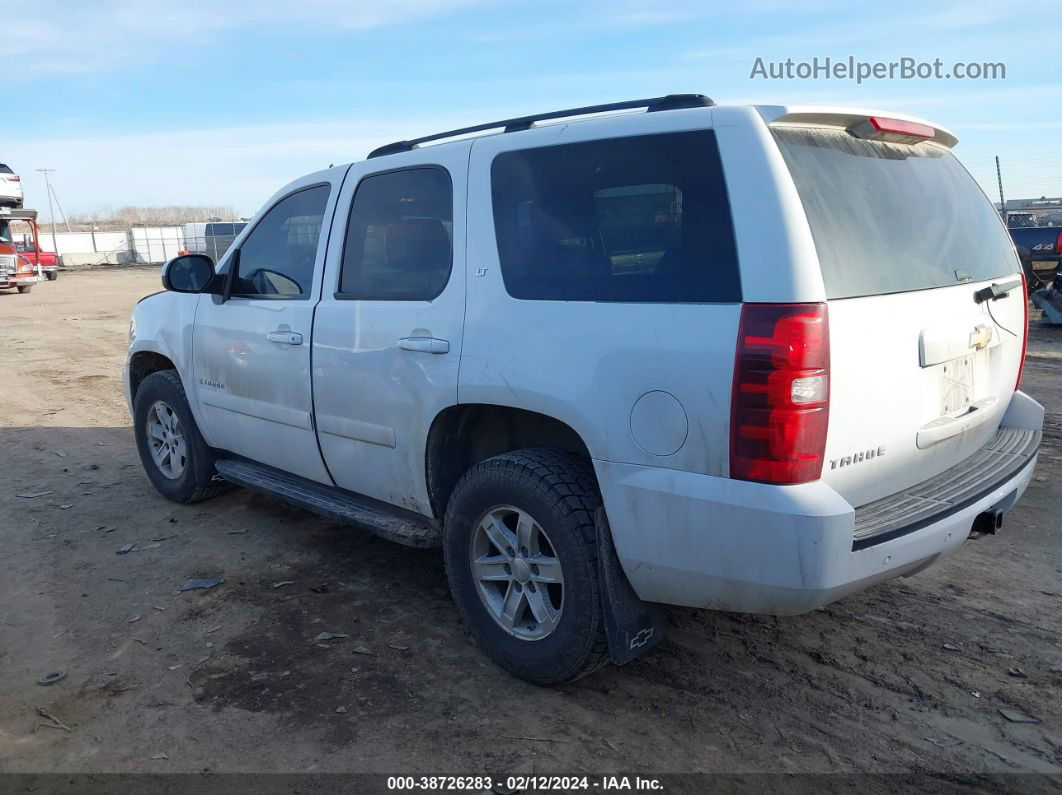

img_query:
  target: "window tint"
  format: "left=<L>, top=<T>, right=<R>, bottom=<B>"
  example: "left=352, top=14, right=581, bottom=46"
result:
left=490, top=131, right=740, bottom=302
left=230, top=185, right=329, bottom=299
left=339, top=168, right=453, bottom=300
left=0, top=164, right=13, bottom=175
left=773, top=128, right=1016, bottom=298
left=206, top=223, right=234, bottom=237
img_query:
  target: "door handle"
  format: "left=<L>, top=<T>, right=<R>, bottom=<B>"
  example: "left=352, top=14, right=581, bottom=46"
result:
left=266, top=330, right=303, bottom=345
left=398, top=336, right=449, bottom=354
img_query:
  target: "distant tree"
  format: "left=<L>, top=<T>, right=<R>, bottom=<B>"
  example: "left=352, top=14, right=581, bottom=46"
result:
left=69, top=205, right=241, bottom=228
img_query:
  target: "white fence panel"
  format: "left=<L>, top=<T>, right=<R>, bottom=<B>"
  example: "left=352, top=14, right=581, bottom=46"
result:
left=131, top=227, right=185, bottom=264
left=36, top=231, right=128, bottom=256
left=31, top=225, right=219, bottom=264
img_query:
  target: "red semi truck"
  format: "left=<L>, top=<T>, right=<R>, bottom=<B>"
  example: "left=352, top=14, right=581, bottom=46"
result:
left=0, top=209, right=52, bottom=291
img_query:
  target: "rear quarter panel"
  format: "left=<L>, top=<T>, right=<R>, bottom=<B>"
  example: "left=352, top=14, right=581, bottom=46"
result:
left=461, top=109, right=767, bottom=476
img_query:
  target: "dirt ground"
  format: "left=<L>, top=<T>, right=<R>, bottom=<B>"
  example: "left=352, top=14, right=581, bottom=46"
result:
left=1, top=269, right=1060, bottom=786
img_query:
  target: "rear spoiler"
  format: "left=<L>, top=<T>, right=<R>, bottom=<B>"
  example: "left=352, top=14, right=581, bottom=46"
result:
left=756, top=106, right=958, bottom=148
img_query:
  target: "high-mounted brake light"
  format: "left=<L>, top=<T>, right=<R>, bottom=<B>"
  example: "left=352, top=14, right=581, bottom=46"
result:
left=849, top=116, right=934, bottom=144
left=1016, top=270, right=1028, bottom=391
left=730, top=304, right=830, bottom=485
left=868, top=117, right=934, bottom=138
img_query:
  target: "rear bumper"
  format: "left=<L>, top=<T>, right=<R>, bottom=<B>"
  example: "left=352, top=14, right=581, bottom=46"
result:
left=596, top=391, right=1044, bottom=615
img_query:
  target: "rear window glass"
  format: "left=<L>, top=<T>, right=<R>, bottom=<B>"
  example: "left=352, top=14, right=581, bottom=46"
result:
left=0, top=165, right=12, bottom=175
left=773, top=128, right=1016, bottom=299
left=490, top=131, right=740, bottom=302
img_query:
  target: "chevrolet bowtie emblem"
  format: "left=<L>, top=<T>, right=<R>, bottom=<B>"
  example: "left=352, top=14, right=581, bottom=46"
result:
left=969, top=324, right=993, bottom=350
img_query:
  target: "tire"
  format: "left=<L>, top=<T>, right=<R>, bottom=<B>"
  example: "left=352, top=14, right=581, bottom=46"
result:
left=132, top=369, right=227, bottom=503
left=45, top=271, right=57, bottom=281
left=443, top=449, right=608, bottom=685
left=16, top=285, right=31, bottom=294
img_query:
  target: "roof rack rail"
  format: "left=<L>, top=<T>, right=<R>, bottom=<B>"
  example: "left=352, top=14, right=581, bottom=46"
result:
left=367, top=93, right=714, bottom=158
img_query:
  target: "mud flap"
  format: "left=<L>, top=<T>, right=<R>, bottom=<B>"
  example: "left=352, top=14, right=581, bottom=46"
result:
left=595, top=507, right=666, bottom=665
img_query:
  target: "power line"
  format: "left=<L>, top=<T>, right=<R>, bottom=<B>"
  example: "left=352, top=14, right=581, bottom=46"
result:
left=35, top=169, right=60, bottom=256
left=47, top=181, right=72, bottom=233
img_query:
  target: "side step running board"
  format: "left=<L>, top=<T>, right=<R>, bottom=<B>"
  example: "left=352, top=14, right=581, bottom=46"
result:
left=214, top=458, right=441, bottom=548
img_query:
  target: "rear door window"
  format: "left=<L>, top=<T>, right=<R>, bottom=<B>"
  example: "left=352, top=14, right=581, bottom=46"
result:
left=338, top=167, right=453, bottom=300
left=490, top=131, right=740, bottom=302
left=773, top=127, right=1016, bottom=298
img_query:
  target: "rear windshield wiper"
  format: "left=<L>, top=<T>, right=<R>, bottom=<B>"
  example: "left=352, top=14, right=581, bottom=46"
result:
left=974, top=278, right=1022, bottom=304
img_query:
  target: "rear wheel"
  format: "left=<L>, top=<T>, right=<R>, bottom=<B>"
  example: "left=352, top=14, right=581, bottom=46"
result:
left=443, top=450, right=608, bottom=685
left=16, top=285, right=31, bottom=294
left=45, top=271, right=57, bottom=281
left=133, top=370, right=227, bottom=503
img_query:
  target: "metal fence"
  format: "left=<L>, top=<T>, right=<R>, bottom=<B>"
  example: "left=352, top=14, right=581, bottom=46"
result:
left=23, top=224, right=243, bottom=266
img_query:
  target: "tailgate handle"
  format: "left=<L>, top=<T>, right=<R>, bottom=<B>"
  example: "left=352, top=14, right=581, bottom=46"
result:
left=916, top=396, right=998, bottom=449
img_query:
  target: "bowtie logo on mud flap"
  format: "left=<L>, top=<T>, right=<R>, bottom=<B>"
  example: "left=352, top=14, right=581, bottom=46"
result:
left=629, top=627, right=655, bottom=650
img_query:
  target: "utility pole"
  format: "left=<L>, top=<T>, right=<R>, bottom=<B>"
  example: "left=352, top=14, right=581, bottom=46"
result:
left=47, top=181, right=72, bottom=233
left=36, top=169, right=59, bottom=255
left=995, top=156, right=1007, bottom=225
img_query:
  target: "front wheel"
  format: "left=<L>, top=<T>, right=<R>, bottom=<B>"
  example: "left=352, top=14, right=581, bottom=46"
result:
left=132, top=370, right=226, bottom=503
left=16, top=285, right=31, bottom=294
left=45, top=271, right=57, bottom=281
left=443, top=450, right=608, bottom=685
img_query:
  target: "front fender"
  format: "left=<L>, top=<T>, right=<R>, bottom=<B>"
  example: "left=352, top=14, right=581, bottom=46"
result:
left=127, top=291, right=206, bottom=438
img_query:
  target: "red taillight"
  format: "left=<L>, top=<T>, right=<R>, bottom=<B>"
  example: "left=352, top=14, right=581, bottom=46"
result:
left=730, top=303, right=830, bottom=485
left=1016, top=270, right=1028, bottom=391
left=1055, top=230, right=1062, bottom=254
left=9, top=175, right=20, bottom=182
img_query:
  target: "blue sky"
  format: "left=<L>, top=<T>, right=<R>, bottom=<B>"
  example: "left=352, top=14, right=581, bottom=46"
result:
left=7, top=0, right=1061, bottom=217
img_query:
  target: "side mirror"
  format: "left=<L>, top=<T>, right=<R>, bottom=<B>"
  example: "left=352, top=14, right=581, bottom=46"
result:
left=162, top=254, right=215, bottom=293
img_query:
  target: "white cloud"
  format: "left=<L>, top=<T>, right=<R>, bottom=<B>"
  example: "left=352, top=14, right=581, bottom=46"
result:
left=17, top=0, right=490, bottom=74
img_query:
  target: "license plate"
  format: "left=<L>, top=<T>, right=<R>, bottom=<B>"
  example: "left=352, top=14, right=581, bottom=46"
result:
left=940, top=354, right=974, bottom=415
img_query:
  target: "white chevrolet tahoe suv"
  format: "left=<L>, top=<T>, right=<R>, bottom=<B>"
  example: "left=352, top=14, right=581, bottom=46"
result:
left=125, top=95, right=1043, bottom=684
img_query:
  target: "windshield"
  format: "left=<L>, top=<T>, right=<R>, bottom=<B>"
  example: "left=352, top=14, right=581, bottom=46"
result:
left=773, top=127, right=1016, bottom=299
